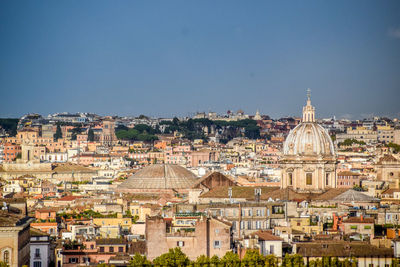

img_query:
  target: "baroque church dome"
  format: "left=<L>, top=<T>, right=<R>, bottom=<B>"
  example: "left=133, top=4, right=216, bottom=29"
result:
left=280, top=90, right=337, bottom=192
left=282, top=90, right=335, bottom=157
left=283, top=123, right=335, bottom=156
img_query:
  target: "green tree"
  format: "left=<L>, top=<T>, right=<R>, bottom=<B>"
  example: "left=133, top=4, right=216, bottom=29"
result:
left=128, top=253, right=151, bottom=266
left=88, top=128, right=95, bottom=141
left=241, top=249, right=265, bottom=267
left=153, top=247, right=190, bottom=267
left=281, top=254, right=305, bottom=267
left=244, top=125, right=261, bottom=139
left=173, top=117, right=180, bottom=126
left=339, top=139, right=366, bottom=147
left=221, top=251, right=240, bottom=267
left=387, top=142, right=400, bottom=153
left=0, top=261, right=9, bottom=267
left=97, top=264, right=115, bottom=267
left=194, top=255, right=210, bottom=267
left=264, top=255, right=278, bottom=267
left=0, top=118, right=19, bottom=136
left=210, top=255, right=220, bottom=267
left=70, top=126, right=82, bottom=140
left=54, top=124, right=62, bottom=140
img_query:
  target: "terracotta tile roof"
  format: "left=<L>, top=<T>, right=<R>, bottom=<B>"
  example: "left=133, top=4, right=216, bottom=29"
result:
left=200, top=186, right=347, bottom=202
left=0, top=210, right=26, bottom=227
left=382, top=188, right=400, bottom=195
left=295, top=241, right=393, bottom=257
left=58, top=196, right=82, bottom=202
left=312, top=188, right=349, bottom=201
left=30, top=228, right=49, bottom=237
left=31, top=222, right=58, bottom=226
left=36, top=208, right=59, bottom=213
left=378, top=154, right=399, bottom=164
left=248, top=230, right=283, bottom=241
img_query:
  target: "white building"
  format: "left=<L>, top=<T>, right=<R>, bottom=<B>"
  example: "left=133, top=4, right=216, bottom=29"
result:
left=242, top=230, right=283, bottom=258
left=43, top=152, right=68, bottom=163
left=3, top=183, right=23, bottom=193
left=30, top=228, right=52, bottom=267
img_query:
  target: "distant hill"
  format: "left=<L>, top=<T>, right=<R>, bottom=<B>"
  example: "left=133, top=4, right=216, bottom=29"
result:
left=0, top=118, right=19, bottom=136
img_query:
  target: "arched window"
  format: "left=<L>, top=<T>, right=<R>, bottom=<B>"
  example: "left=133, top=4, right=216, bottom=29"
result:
left=3, top=250, right=10, bottom=264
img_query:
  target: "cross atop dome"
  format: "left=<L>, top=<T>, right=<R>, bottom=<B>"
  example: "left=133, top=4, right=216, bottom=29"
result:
left=302, top=88, right=315, bottom=122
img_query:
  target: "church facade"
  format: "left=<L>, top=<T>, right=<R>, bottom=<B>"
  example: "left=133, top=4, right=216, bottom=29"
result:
left=280, top=90, right=337, bottom=192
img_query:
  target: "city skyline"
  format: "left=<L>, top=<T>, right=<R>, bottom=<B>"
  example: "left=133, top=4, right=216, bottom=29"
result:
left=1, top=1, right=400, bottom=119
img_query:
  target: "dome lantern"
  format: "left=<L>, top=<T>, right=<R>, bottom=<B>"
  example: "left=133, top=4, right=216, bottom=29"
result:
left=302, top=88, right=315, bottom=123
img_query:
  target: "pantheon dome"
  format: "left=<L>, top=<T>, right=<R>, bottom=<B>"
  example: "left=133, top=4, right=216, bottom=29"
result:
left=117, top=164, right=198, bottom=193
left=280, top=90, right=337, bottom=192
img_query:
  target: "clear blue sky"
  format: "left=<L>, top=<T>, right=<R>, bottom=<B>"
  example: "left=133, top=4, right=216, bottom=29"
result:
left=0, top=0, right=399, bottom=119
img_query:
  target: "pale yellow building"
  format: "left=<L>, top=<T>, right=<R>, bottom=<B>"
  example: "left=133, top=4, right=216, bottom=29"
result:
left=289, top=217, right=323, bottom=236
left=336, top=126, right=378, bottom=144
left=128, top=204, right=152, bottom=223
left=377, top=125, right=394, bottom=144
left=376, top=154, right=400, bottom=189
left=92, top=215, right=133, bottom=233
left=0, top=210, right=33, bottom=267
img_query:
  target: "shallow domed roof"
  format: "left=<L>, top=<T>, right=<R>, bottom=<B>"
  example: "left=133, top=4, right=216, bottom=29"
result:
left=283, top=122, right=335, bottom=156
left=118, top=164, right=198, bottom=189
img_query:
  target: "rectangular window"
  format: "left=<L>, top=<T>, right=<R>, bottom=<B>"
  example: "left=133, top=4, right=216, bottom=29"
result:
left=214, top=240, right=221, bottom=248
left=288, top=173, right=293, bottom=186
left=306, top=173, right=313, bottom=185
left=247, top=221, right=252, bottom=230
left=35, top=248, right=40, bottom=258
left=99, top=247, right=104, bottom=252
left=118, top=247, right=124, bottom=252
left=34, top=262, right=42, bottom=267
left=270, top=245, right=274, bottom=255
left=177, top=241, right=185, bottom=247
left=326, top=173, right=329, bottom=186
